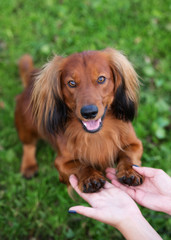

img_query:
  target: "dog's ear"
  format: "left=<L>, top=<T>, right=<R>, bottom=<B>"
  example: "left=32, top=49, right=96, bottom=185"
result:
left=31, top=55, right=68, bottom=135
left=104, top=48, right=139, bottom=121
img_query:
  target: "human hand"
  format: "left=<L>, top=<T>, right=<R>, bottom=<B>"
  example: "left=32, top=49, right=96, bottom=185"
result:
left=68, top=174, right=141, bottom=228
left=69, top=174, right=162, bottom=240
left=106, top=166, right=171, bottom=215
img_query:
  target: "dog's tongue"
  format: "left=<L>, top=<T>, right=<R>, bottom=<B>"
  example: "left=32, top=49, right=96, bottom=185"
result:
left=82, top=118, right=101, bottom=131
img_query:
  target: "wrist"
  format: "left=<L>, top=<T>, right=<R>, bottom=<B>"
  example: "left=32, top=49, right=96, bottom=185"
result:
left=111, top=207, right=142, bottom=230
left=115, top=213, right=162, bottom=240
left=159, top=196, right=171, bottom=215
left=115, top=212, right=143, bottom=231
left=151, top=196, right=171, bottom=215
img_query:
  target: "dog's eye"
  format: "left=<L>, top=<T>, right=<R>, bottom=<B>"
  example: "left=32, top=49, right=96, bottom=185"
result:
left=97, top=76, right=106, bottom=84
left=68, top=80, right=77, bottom=88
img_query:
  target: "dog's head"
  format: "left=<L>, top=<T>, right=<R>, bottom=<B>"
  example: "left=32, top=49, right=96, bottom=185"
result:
left=32, top=48, right=139, bottom=134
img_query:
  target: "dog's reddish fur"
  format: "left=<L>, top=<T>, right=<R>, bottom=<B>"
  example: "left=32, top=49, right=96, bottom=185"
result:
left=15, top=48, right=143, bottom=193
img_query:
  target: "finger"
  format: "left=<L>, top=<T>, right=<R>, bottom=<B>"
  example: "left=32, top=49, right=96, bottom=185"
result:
left=111, top=178, right=137, bottom=191
left=105, top=168, right=116, bottom=174
left=111, top=179, right=136, bottom=199
left=132, top=166, right=159, bottom=178
left=69, top=174, right=79, bottom=188
left=106, top=172, right=117, bottom=181
left=103, top=180, right=113, bottom=189
left=112, top=178, right=146, bottom=193
left=69, top=205, right=97, bottom=219
left=111, top=178, right=122, bottom=187
left=69, top=175, right=91, bottom=202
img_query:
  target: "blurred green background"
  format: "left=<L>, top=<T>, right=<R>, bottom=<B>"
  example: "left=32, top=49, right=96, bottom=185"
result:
left=0, top=0, right=171, bottom=239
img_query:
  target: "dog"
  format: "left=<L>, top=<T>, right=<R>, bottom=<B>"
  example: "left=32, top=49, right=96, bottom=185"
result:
left=15, top=48, right=143, bottom=193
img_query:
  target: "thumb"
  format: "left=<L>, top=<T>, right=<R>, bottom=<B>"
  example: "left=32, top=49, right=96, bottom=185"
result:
left=132, top=166, right=157, bottom=178
left=69, top=206, right=97, bottom=219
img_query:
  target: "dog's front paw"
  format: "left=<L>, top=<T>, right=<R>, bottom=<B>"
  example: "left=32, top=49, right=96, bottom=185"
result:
left=116, top=167, right=143, bottom=186
left=78, top=171, right=106, bottom=193
left=21, top=164, right=38, bottom=179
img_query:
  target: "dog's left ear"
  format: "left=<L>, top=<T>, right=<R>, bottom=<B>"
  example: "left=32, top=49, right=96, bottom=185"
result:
left=104, top=48, right=139, bottom=122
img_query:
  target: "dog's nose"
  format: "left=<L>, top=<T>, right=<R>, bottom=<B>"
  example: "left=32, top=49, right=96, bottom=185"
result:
left=81, top=105, right=98, bottom=119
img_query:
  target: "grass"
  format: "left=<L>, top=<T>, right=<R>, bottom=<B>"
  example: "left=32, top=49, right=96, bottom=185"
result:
left=0, top=0, right=171, bottom=239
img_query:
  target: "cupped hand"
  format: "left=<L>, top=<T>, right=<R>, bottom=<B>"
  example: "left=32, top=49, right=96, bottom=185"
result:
left=68, top=174, right=141, bottom=228
left=106, top=166, right=171, bottom=215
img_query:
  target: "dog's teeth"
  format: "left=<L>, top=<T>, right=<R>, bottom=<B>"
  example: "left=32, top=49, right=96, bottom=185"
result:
left=83, top=122, right=87, bottom=127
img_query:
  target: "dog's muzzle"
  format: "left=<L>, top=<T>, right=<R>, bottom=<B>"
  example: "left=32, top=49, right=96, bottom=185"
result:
left=80, top=105, right=107, bottom=133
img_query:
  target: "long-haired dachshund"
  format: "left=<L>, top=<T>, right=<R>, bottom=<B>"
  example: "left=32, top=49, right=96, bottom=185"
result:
left=15, top=48, right=143, bottom=193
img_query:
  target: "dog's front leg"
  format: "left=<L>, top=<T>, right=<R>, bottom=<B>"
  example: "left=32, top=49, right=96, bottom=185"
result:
left=116, top=138, right=144, bottom=186
left=55, top=157, right=106, bottom=193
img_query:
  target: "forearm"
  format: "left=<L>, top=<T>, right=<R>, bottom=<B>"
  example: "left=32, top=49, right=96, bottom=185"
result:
left=115, top=214, right=162, bottom=240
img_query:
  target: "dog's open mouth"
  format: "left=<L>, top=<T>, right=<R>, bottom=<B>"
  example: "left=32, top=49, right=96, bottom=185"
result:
left=81, top=107, right=107, bottom=133
left=82, top=118, right=102, bottom=133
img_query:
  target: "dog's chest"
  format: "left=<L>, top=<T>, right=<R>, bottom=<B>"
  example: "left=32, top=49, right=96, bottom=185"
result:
left=67, top=131, right=121, bottom=169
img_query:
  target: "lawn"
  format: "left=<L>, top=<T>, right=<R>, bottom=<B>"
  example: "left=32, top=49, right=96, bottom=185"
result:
left=0, top=0, right=171, bottom=239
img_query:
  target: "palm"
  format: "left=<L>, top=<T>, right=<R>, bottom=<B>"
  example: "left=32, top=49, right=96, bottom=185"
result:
left=69, top=175, right=140, bottom=226
left=106, top=167, right=171, bottom=212
left=128, top=178, right=164, bottom=208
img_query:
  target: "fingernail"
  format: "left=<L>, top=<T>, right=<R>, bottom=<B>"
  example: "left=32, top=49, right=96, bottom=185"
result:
left=68, top=210, right=77, bottom=214
left=132, top=165, right=139, bottom=167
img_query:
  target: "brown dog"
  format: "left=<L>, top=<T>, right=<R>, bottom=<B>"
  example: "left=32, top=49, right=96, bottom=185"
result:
left=15, top=48, right=143, bottom=193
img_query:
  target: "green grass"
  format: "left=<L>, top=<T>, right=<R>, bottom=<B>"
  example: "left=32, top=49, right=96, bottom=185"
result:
left=0, top=0, right=171, bottom=239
